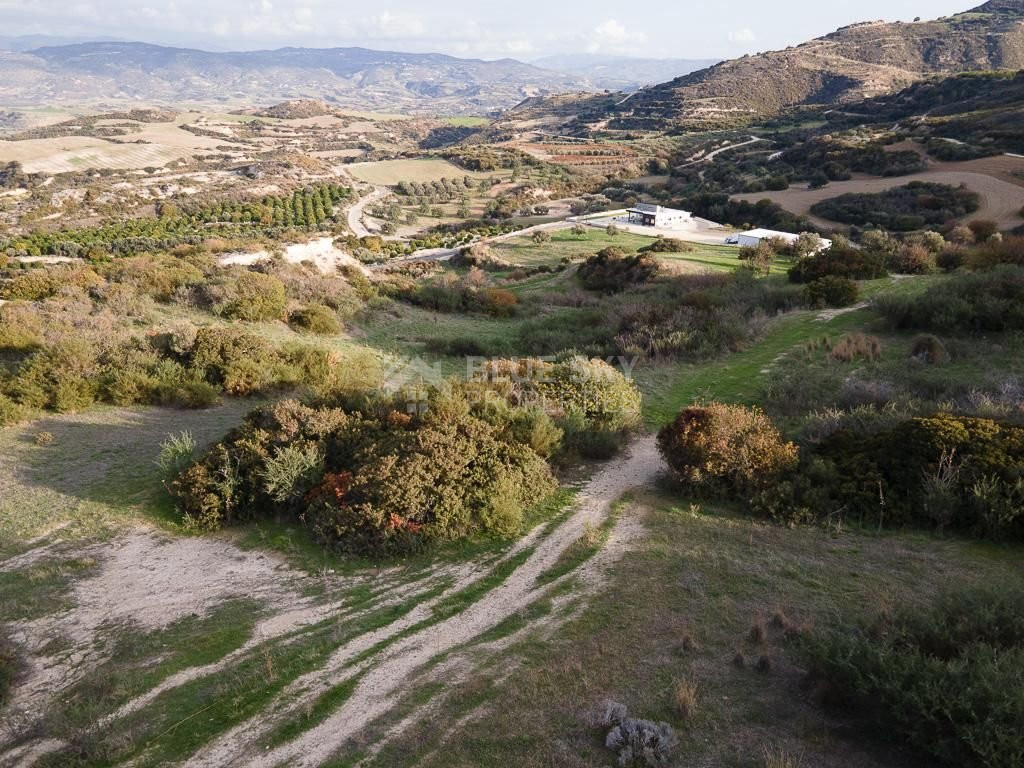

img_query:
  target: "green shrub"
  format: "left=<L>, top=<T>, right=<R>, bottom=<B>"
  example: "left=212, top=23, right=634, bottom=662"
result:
left=936, top=247, right=965, bottom=272
left=0, top=393, right=25, bottom=426
left=889, top=243, right=936, bottom=274
left=480, top=356, right=642, bottom=430
left=754, top=414, right=1024, bottom=538
left=875, top=265, right=1024, bottom=332
left=171, top=396, right=557, bottom=554
left=805, top=276, right=859, bottom=308
left=185, top=327, right=282, bottom=395
left=158, top=380, right=221, bottom=409
left=639, top=238, right=693, bottom=254
left=738, top=242, right=776, bottom=276
left=104, top=255, right=204, bottom=301
left=967, top=235, right=1024, bottom=269
left=0, top=631, right=21, bottom=705
left=156, top=431, right=197, bottom=482
left=802, top=586, right=1024, bottom=768
left=10, top=338, right=100, bottom=412
left=789, top=241, right=887, bottom=283
left=0, top=303, right=44, bottom=352
left=578, top=248, right=658, bottom=293
left=288, top=304, right=342, bottom=335
left=657, top=403, right=798, bottom=495
left=968, top=219, right=1000, bottom=242
left=910, top=334, right=950, bottom=365
left=220, top=271, right=287, bottom=321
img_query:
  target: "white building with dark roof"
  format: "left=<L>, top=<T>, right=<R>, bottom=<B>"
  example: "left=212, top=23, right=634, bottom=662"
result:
left=625, top=204, right=692, bottom=230
left=727, top=228, right=832, bottom=252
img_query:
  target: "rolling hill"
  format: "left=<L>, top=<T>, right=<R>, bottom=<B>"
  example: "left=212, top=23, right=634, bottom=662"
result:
left=507, top=0, right=1024, bottom=132
left=0, top=42, right=597, bottom=115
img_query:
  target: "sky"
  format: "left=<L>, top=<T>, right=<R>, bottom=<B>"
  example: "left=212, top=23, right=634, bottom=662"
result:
left=0, top=1, right=979, bottom=60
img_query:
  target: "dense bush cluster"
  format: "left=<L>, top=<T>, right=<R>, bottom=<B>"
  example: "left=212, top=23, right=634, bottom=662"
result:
left=789, top=239, right=888, bottom=283
left=776, top=139, right=927, bottom=181
left=875, top=265, right=1024, bottom=333
left=173, top=395, right=557, bottom=554
left=171, top=353, right=641, bottom=552
left=677, top=193, right=813, bottom=234
left=810, top=182, right=980, bottom=231
left=578, top=248, right=659, bottom=293
left=2, top=324, right=345, bottom=415
left=389, top=270, right=519, bottom=317
left=0, top=252, right=364, bottom=421
left=510, top=270, right=806, bottom=363
left=754, top=413, right=1024, bottom=539
left=171, top=392, right=559, bottom=554
left=803, top=586, right=1024, bottom=768
left=473, top=356, right=643, bottom=459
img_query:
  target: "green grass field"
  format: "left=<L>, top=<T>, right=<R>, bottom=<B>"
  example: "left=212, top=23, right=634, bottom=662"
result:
left=490, top=228, right=766, bottom=274
left=635, top=306, right=872, bottom=427
left=347, top=158, right=505, bottom=185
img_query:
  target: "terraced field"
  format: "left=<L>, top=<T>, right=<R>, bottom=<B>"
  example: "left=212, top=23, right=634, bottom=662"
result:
left=0, top=136, right=192, bottom=174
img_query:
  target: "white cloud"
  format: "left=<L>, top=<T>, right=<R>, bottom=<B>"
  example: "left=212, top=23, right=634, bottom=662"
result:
left=585, top=18, right=646, bottom=55
left=356, top=11, right=426, bottom=39
left=728, top=27, right=757, bottom=44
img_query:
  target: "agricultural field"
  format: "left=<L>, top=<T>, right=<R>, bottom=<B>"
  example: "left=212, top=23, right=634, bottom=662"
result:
left=0, top=136, right=194, bottom=174
left=733, top=166, right=1024, bottom=231
left=346, top=158, right=503, bottom=186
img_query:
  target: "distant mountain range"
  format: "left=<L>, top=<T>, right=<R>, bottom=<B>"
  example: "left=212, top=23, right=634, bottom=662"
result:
left=0, top=42, right=599, bottom=114
left=0, top=40, right=722, bottom=115
left=512, top=0, right=1024, bottom=132
left=530, top=55, right=720, bottom=90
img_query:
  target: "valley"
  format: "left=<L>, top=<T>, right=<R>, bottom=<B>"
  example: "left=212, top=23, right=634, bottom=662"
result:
left=2, top=1, right=1024, bottom=767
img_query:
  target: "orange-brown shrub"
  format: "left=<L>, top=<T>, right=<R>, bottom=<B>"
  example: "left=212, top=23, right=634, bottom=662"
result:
left=656, top=403, right=797, bottom=493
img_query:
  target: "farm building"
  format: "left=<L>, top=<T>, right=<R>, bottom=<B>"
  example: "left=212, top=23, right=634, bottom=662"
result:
left=727, top=228, right=832, bottom=252
left=625, top=203, right=692, bottom=229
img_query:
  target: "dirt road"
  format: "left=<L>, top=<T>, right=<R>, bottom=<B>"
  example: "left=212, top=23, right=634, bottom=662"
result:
left=1, top=436, right=664, bottom=767
left=190, top=436, right=661, bottom=767
left=346, top=185, right=389, bottom=238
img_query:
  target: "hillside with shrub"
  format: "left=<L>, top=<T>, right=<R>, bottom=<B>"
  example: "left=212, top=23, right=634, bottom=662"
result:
left=522, top=1, right=1024, bottom=132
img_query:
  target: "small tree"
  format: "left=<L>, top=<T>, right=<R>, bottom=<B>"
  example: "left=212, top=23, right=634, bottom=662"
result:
left=792, top=232, right=823, bottom=259
left=949, top=224, right=975, bottom=245
left=572, top=223, right=588, bottom=237
left=606, top=223, right=619, bottom=236
left=968, top=219, right=999, bottom=242
left=531, top=230, right=551, bottom=244
left=890, top=243, right=936, bottom=274
left=738, top=241, right=775, bottom=276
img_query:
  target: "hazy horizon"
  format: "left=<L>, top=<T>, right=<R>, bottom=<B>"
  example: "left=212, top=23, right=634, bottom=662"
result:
left=0, top=1, right=977, bottom=61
